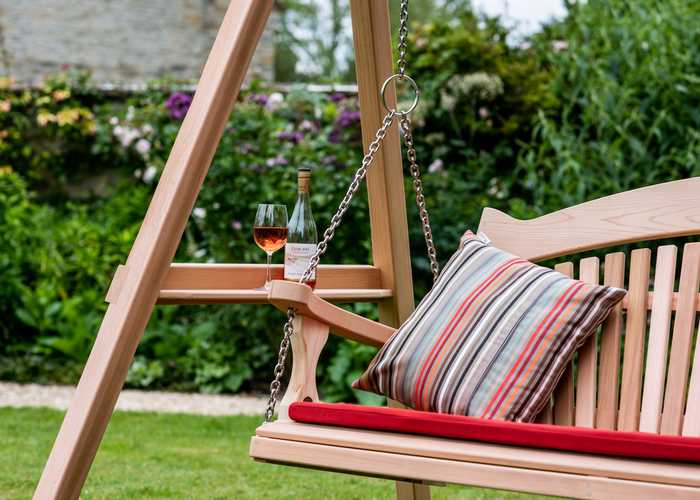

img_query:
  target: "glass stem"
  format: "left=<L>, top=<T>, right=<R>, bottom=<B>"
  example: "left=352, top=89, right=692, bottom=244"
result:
left=265, top=252, right=272, bottom=289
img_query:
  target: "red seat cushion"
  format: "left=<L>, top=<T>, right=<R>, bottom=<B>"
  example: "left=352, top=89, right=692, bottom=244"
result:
left=288, top=402, right=700, bottom=463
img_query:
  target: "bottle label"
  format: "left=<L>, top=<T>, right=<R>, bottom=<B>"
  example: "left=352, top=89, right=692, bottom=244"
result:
left=284, top=243, right=317, bottom=281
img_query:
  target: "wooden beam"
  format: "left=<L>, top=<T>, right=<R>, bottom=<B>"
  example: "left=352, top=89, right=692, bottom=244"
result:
left=350, top=0, right=415, bottom=328
left=160, top=263, right=384, bottom=290
left=251, top=436, right=700, bottom=498
left=33, top=3, right=273, bottom=499
left=350, top=3, right=425, bottom=499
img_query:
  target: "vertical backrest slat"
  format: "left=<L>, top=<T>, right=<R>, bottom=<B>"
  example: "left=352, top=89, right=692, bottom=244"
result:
left=596, top=252, right=626, bottom=430
left=553, top=262, right=575, bottom=426
left=684, top=338, right=700, bottom=436
left=575, top=257, right=600, bottom=428
left=618, top=248, right=651, bottom=432
left=639, top=245, right=677, bottom=433
left=661, top=243, right=700, bottom=435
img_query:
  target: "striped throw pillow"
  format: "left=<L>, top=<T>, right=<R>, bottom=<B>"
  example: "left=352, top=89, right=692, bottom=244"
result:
left=353, top=232, right=626, bottom=422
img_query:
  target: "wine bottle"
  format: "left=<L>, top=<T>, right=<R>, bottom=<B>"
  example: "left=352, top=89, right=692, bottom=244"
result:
left=284, top=166, right=318, bottom=287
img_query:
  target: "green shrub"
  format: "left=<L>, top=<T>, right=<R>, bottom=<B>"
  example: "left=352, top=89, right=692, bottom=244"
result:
left=516, top=0, right=700, bottom=214
left=2, top=0, right=698, bottom=400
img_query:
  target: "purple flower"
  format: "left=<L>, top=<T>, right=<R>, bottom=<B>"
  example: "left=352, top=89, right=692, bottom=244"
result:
left=328, top=129, right=341, bottom=144
left=276, top=130, right=304, bottom=144
left=231, top=220, right=243, bottom=231
left=335, top=109, right=361, bottom=129
left=329, top=92, right=345, bottom=103
left=322, top=155, right=337, bottom=166
left=239, top=142, right=255, bottom=154
left=299, top=119, right=317, bottom=132
left=250, top=93, right=269, bottom=106
left=165, top=92, right=192, bottom=120
left=265, top=155, right=288, bottom=167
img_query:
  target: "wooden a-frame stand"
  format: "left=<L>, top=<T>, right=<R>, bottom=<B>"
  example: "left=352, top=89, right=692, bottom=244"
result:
left=34, top=2, right=428, bottom=499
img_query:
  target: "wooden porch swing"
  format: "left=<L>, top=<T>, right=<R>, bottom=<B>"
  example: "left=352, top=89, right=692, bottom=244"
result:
left=34, top=1, right=700, bottom=499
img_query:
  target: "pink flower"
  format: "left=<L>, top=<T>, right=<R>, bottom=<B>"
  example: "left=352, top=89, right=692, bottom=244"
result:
left=552, top=40, right=569, bottom=52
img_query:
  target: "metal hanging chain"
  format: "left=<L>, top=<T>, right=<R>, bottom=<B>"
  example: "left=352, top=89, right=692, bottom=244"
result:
left=264, top=112, right=396, bottom=422
left=399, top=114, right=439, bottom=282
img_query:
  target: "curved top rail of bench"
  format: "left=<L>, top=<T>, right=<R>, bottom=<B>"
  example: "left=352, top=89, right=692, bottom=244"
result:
left=478, top=177, right=700, bottom=262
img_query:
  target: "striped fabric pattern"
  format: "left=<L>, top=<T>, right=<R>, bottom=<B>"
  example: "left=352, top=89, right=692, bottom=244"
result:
left=353, top=232, right=626, bottom=422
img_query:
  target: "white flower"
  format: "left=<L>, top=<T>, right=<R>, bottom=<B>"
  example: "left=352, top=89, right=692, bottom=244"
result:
left=415, top=37, right=428, bottom=49
left=428, top=159, right=444, bottom=173
left=641, top=41, right=650, bottom=51
left=109, top=116, right=119, bottom=126
left=133, top=168, right=142, bottom=178
left=142, top=165, right=158, bottom=184
left=113, top=125, right=140, bottom=147
left=192, top=207, right=207, bottom=219
left=519, top=41, right=532, bottom=50
left=126, top=105, right=135, bottom=121
left=141, top=124, right=154, bottom=135
left=266, top=92, right=284, bottom=112
left=552, top=40, right=569, bottom=52
left=135, top=138, right=151, bottom=157
left=193, top=248, right=207, bottom=258
left=212, top=202, right=220, bottom=209
left=440, top=91, right=458, bottom=112
left=299, top=119, right=316, bottom=132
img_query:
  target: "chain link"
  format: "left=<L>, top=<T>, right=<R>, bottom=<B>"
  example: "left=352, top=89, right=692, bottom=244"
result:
left=264, top=307, right=295, bottom=422
left=397, top=0, right=409, bottom=77
left=264, top=112, right=396, bottom=422
left=399, top=114, right=440, bottom=282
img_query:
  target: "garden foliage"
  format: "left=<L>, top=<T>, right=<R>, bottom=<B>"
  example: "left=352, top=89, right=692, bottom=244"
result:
left=1, top=0, right=698, bottom=399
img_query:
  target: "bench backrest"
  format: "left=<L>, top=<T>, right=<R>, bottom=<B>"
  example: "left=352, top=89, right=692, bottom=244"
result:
left=478, top=177, right=700, bottom=435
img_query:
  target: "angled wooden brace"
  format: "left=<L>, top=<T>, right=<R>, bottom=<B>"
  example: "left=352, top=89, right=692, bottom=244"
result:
left=34, top=2, right=273, bottom=498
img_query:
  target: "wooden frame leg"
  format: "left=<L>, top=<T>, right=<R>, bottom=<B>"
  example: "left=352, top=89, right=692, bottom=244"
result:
left=350, top=2, right=428, bottom=499
left=33, top=3, right=273, bottom=499
left=279, top=316, right=329, bottom=420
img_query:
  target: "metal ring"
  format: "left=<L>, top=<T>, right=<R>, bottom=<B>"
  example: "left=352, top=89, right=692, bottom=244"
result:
left=380, top=73, right=420, bottom=116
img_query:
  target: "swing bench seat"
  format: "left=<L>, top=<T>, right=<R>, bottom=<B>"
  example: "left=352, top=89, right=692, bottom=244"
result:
left=250, top=178, right=700, bottom=499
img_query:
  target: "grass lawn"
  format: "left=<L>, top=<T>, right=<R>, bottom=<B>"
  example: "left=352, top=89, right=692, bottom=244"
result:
left=1, top=407, right=542, bottom=499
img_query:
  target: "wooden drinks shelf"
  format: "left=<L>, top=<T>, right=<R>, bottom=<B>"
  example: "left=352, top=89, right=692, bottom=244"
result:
left=107, top=263, right=393, bottom=305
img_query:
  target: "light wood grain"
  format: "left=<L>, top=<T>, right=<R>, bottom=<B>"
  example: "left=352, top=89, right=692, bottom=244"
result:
left=161, top=263, right=384, bottom=291
left=596, top=252, right=625, bottom=430
left=267, top=280, right=395, bottom=347
left=478, top=177, right=700, bottom=262
left=279, top=317, right=329, bottom=420
left=34, top=3, right=273, bottom=499
left=351, top=0, right=414, bottom=329
left=251, top=436, right=700, bottom=499
left=157, top=287, right=393, bottom=304
left=618, top=248, right=651, bottom=432
left=254, top=421, right=700, bottom=488
left=553, top=262, right=575, bottom=426
left=661, top=243, right=700, bottom=435
left=576, top=257, right=600, bottom=428
left=350, top=4, right=424, bottom=497
left=104, top=264, right=128, bottom=304
left=621, top=292, right=700, bottom=311
left=683, top=329, right=700, bottom=436
left=639, top=246, right=677, bottom=433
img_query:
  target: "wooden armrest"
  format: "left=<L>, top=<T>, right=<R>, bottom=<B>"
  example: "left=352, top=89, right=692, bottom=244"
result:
left=268, top=280, right=395, bottom=347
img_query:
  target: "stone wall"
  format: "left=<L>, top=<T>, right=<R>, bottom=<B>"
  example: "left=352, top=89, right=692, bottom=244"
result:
left=0, top=0, right=275, bottom=86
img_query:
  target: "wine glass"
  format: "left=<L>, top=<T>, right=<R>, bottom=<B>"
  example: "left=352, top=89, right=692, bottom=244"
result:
left=253, top=204, right=288, bottom=290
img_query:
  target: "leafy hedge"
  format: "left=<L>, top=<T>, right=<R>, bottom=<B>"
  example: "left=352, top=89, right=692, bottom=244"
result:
left=1, top=0, right=698, bottom=400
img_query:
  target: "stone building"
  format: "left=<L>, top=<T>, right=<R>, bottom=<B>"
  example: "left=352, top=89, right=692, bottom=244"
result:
left=0, top=0, right=275, bottom=86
